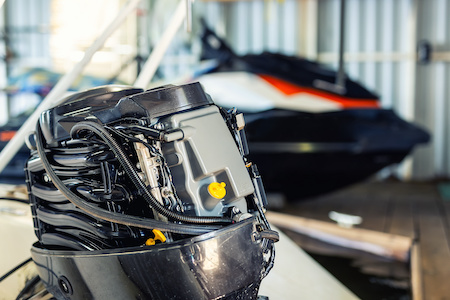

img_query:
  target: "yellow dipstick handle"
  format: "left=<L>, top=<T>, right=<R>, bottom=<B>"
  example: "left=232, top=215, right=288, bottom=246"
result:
left=145, top=229, right=167, bottom=246
left=208, top=182, right=227, bottom=199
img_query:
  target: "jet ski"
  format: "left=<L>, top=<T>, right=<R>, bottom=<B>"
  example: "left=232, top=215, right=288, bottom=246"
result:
left=195, top=24, right=430, bottom=200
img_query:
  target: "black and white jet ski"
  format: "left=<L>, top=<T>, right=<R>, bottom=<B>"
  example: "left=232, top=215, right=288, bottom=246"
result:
left=194, top=25, right=430, bottom=200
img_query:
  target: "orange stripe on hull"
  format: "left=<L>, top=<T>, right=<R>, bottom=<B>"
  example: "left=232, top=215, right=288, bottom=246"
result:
left=0, top=131, right=16, bottom=142
left=259, top=74, right=380, bottom=109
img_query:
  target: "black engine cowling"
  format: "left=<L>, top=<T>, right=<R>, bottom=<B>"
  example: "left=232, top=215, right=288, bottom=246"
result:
left=26, top=83, right=277, bottom=299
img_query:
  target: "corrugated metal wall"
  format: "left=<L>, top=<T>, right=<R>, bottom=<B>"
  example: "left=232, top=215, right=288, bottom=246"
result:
left=201, top=0, right=301, bottom=56
left=4, top=0, right=450, bottom=180
left=2, top=0, right=51, bottom=120
left=317, top=0, right=419, bottom=179
left=195, top=0, right=450, bottom=180
left=5, top=0, right=52, bottom=70
left=415, top=0, right=450, bottom=179
left=0, top=4, right=7, bottom=124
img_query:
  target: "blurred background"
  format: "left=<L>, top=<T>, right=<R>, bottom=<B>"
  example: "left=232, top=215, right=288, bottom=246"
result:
left=0, top=0, right=448, bottom=182
left=1, top=1, right=450, bottom=299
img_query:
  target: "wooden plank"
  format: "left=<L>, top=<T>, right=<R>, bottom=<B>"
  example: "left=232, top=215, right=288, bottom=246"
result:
left=331, top=194, right=366, bottom=220
left=325, top=182, right=392, bottom=232
left=266, top=211, right=412, bottom=261
left=387, top=195, right=415, bottom=238
left=415, top=195, right=450, bottom=299
left=280, top=181, right=450, bottom=299
left=411, top=241, right=423, bottom=300
left=357, top=261, right=409, bottom=279
left=278, top=181, right=450, bottom=299
left=306, top=196, right=346, bottom=223
left=438, top=191, right=450, bottom=247
left=357, top=193, right=390, bottom=232
left=286, top=185, right=367, bottom=223
left=281, top=228, right=377, bottom=260
left=282, top=195, right=335, bottom=222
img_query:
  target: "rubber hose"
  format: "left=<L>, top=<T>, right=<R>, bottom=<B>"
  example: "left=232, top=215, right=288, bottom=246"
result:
left=0, top=258, right=32, bottom=283
left=35, top=123, right=221, bottom=235
left=70, top=121, right=233, bottom=225
left=259, top=230, right=280, bottom=242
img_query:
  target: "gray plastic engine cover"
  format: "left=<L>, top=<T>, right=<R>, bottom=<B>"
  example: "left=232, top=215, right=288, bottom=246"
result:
left=160, top=105, right=254, bottom=217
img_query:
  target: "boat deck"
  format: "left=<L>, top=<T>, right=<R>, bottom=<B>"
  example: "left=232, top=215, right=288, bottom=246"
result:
left=277, top=179, right=450, bottom=300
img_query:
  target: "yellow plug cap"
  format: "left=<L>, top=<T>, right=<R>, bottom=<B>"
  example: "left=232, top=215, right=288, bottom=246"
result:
left=145, top=229, right=167, bottom=246
left=208, top=182, right=227, bottom=199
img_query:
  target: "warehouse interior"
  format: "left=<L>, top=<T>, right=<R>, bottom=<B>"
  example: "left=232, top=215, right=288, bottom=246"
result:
left=0, top=0, right=449, bottom=299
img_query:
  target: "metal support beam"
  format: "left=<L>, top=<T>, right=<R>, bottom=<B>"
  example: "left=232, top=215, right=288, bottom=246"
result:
left=335, top=0, right=346, bottom=92
left=0, top=0, right=142, bottom=174
left=298, top=0, right=318, bottom=60
left=133, top=0, right=187, bottom=89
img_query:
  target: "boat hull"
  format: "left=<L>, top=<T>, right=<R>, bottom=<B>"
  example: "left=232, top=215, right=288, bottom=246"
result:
left=243, top=108, right=429, bottom=200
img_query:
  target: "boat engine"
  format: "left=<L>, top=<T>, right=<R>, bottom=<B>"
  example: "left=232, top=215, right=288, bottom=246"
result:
left=25, top=83, right=277, bottom=299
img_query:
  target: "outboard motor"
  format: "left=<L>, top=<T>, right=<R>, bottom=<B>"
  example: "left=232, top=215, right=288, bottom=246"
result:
left=25, top=83, right=277, bottom=299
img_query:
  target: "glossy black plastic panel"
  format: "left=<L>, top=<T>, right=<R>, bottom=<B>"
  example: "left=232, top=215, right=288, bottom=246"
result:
left=31, top=218, right=267, bottom=300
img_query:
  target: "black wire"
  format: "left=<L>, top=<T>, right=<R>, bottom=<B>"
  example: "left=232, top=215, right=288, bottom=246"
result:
left=107, top=126, right=184, bottom=210
left=0, top=258, right=32, bottom=283
left=70, top=121, right=232, bottom=225
left=106, top=126, right=167, bottom=187
left=0, top=197, right=29, bottom=204
left=106, top=125, right=161, bottom=157
left=35, top=122, right=222, bottom=235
